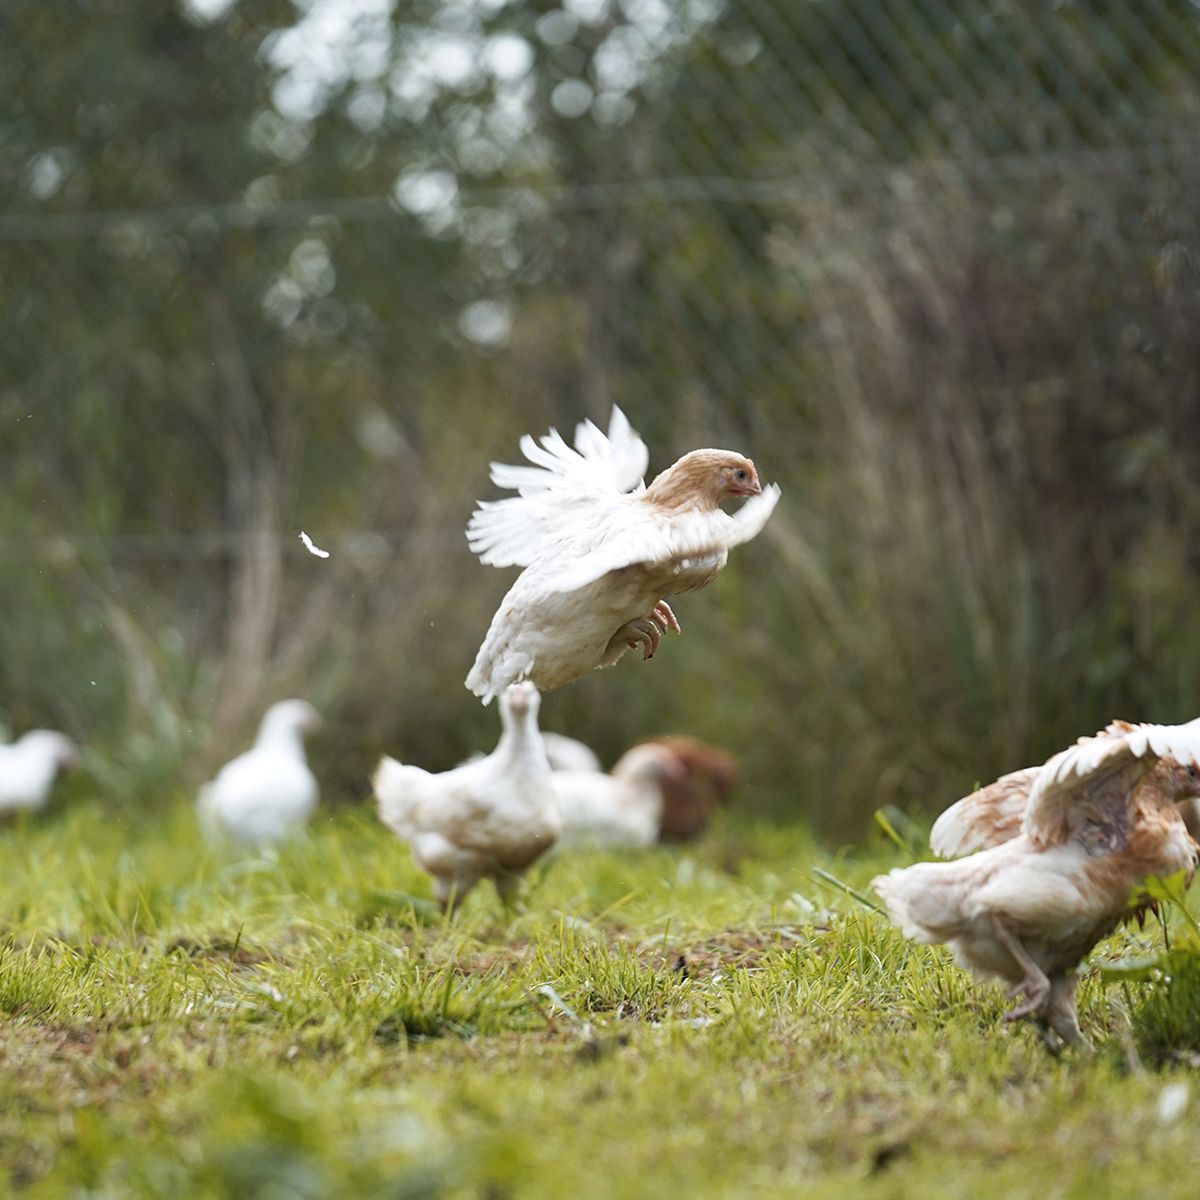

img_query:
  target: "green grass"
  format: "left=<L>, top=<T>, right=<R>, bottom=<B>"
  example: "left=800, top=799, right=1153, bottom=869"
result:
left=2, top=800, right=1199, bottom=1199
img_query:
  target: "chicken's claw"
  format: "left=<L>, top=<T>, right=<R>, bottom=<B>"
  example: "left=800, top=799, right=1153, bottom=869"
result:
left=992, top=914, right=1053, bottom=1021
left=614, top=618, right=662, bottom=660
left=1003, top=979, right=1051, bottom=1021
left=651, top=600, right=682, bottom=635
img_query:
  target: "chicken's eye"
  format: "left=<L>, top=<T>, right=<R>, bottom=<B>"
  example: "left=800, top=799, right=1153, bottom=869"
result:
left=1188, top=764, right=1199, bottom=781
left=733, top=468, right=748, bottom=483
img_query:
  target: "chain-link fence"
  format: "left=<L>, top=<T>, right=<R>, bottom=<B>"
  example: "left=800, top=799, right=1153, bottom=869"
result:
left=6, top=1, right=1200, bottom=829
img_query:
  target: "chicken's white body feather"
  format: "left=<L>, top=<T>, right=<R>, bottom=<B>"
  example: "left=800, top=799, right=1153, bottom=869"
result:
left=554, top=771, right=660, bottom=849
left=374, top=682, right=561, bottom=907
left=540, top=732, right=603, bottom=774
left=553, top=744, right=683, bottom=849
left=0, top=731, right=78, bottom=813
left=197, top=700, right=321, bottom=848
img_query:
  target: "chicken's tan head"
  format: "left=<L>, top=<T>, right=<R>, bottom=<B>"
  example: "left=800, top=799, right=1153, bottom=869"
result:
left=645, top=449, right=763, bottom=511
left=1158, top=756, right=1200, bottom=805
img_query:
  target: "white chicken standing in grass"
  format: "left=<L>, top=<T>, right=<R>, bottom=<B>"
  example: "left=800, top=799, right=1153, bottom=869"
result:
left=196, top=699, right=322, bottom=848
left=874, top=720, right=1200, bottom=1048
left=464, top=406, right=780, bottom=703
left=553, top=743, right=688, bottom=849
left=374, top=682, right=560, bottom=910
left=0, top=730, right=79, bottom=814
left=540, top=731, right=603, bottom=775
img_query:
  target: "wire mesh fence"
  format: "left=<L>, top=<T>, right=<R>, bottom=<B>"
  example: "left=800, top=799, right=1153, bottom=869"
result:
left=6, top=0, right=1200, bottom=828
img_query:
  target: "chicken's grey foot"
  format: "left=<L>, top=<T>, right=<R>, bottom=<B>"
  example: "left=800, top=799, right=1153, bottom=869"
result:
left=992, top=914, right=1051, bottom=1020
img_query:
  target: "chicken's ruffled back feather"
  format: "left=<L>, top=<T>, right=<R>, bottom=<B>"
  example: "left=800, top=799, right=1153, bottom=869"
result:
left=1025, top=717, right=1200, bottom=845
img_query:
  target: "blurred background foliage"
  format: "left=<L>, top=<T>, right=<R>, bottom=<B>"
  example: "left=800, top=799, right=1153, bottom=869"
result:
left=5, top=0, right=1200, bottom=836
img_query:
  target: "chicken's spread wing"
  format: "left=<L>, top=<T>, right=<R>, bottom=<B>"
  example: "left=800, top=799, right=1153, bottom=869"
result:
left=1024, top=718, right=1200, bottom=846
left=466, top=406, right=650, bottom=568
left=542, top=483, right=781, bottom=595
left=930, top=766, right=1040, bottom=857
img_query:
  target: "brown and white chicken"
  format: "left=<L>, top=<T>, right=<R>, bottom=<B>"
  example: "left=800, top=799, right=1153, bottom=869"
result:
left=873, top=719, right=1200, bottom=1047
left=464, top=406, right=780, bottom=703
left=636, top=735, right=738, bottom=842
left=553, top=743, right=688, bottom=849
left=373, top=682, right=560, bottom=910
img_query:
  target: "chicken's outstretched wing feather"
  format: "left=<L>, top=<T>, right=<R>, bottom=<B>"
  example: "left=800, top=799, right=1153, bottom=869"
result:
left=930, top=766, right=1040, bottom=857
left=544, top=483, right=781, bottom=594
left=1025, top=718, right=1200, bottom=845
left=466, top=406, right=649, bottom=568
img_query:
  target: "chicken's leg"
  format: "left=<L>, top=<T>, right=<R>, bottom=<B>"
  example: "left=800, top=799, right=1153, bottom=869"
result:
left=991, top=914, right=1051, bottom=1020
left=1043, top=974, right=1087, bottom=1048
left=492, top=870, right=527, bottom=913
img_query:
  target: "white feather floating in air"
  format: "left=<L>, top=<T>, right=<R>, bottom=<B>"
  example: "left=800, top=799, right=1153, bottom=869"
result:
left=299, top=531, right=330, bottom=558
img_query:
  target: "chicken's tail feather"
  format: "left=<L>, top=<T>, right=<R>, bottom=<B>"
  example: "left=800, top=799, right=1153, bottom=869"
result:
left=872, top=866, right=956, bottom=944
left=373, top=756, right=430, bottom=835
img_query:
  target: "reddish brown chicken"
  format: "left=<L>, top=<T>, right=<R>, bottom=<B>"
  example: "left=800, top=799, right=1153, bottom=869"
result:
left=637, top=735, right=738, bottom=842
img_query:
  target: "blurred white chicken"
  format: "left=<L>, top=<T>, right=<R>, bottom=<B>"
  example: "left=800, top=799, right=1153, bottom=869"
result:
left=554, top=743, right=687, bottom=849
left=874, top=719, right=1200, bottom=1047
left=374, top=682, right=560, bottom=909
left=197, top=699, right=321, bottom=848
left=465, top=406, right=780, bottom=703
left=0, top=730, right=79, bottom=815
left=541, top=731, right=603, bottom=774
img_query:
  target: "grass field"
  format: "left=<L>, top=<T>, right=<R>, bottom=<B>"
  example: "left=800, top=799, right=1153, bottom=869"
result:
left=2, top=799, right=1199, bottom=1199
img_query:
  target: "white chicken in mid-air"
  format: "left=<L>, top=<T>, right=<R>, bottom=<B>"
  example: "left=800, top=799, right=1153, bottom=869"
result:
left=874, top=720, right=1200, bottom=1048
left=464, top=406, right=780, bottom=703
left=0, top=730, right=79, bottom=815
left=374, top=682, right=560, bottom=910
left=553, top=743, right=687, bottom=849
left=197, top=699, right=322, bottom=848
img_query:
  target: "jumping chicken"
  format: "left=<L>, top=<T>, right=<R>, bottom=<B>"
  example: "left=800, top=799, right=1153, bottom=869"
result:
left=464, top=406, right=780, bottom=703
left=873, top=719, right=1200, bottom=1048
